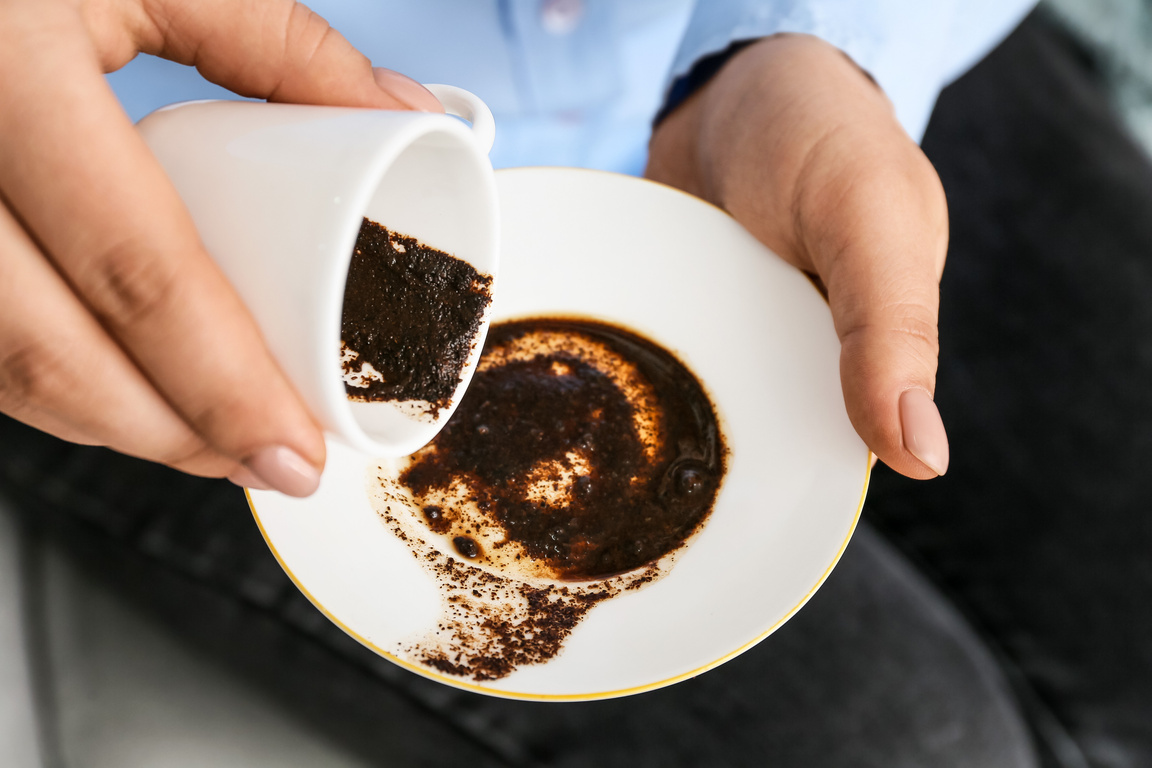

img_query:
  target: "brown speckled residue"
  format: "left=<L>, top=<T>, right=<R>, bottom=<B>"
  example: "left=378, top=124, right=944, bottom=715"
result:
left=367, top=318, right=724, bottom=682
left=370, top=480, right=660, bottom=681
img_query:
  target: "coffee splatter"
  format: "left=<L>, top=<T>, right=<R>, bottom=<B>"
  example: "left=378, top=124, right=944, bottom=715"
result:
left=368, top=318, right=725, bottom=681
left=369, top=484, right=660, bottom=682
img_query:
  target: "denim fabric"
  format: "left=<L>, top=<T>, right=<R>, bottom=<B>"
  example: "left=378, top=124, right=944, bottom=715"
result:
left=0, top=413, right=1036, bottom=766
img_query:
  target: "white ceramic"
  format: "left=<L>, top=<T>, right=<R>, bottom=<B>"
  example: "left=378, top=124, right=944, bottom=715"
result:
left=137, top=85, right=499, bottom=457
left=248, top=168, right=871, bottom=701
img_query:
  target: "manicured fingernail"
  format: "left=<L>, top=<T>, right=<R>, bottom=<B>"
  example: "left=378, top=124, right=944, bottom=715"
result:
left=899, top=388, right=950, bottom=476
left=244, top=445, right=321, bottom=498
left=372, top=68, right=443, bottom=112
left=227, top=466, right=273, bottom=491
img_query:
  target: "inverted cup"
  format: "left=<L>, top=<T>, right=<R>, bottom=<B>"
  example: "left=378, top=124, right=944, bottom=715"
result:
left=137, top=85, right=499, bottom=457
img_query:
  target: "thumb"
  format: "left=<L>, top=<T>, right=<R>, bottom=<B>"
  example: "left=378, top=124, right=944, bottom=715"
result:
left=125, top=0, right=443, bottom=112
left=642, top=32, right=950, bottom=479
left=812, top=157, right=950, bottom=479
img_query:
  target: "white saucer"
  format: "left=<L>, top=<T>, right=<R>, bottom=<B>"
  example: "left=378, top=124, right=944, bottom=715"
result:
left=247, top=168, right=870, bottom=701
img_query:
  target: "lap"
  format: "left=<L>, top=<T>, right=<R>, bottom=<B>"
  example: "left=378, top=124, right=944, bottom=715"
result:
left=0, top=415, right=1036, bottom=766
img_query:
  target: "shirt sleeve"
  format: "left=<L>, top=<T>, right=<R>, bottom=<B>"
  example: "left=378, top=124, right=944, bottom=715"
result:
left=667, top=0, right=1038, bottom=141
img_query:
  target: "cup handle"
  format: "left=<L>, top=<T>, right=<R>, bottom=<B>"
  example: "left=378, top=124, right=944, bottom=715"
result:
left=423, top=84, right=496, bottom=156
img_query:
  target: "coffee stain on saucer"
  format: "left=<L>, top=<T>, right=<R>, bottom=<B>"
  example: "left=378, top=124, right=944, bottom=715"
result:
left=368, top=318, right=726, bottom=681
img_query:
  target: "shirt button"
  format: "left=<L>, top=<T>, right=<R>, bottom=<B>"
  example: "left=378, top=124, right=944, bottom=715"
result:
left=539, top=0, right=584, bottom=36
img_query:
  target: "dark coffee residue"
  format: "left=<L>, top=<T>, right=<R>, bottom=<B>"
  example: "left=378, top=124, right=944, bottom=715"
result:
left=452, top=535, right=480, bottom=559
left=373, top=491, right=637, bottom=681
left=422, top=505, right=450, bottom=533
left=400, top=318, right=726, bottom=580
left=341, top=219, right=492, bottom=412
left=419, top=556, right=609, bottom=682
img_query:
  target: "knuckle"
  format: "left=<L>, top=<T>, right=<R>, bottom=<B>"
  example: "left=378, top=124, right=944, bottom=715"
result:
left=881, top=303, right=939, bottom=349
left=0, top=338, right=75, bottom=406
left=159, top=436, right=233, bottom=476
left=81, top=240, right=180, bottom=329
left=185, top=396, right=254, bottom=453
left=841, top=306, right=940, bottom=361
left=285, top=4, right=338, bottom=67
left=891, top=323, right=941, bottom=370
left=265, top=5, right=343, bottom=101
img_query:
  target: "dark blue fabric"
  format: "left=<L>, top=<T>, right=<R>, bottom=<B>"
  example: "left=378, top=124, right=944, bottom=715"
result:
left=655, top=39, right=757, bottom=126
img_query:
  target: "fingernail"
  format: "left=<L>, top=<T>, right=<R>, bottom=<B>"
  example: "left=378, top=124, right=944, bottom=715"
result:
left=372, top=68, right=443, bottom=112
left=227, top=466, right=273, bottom=492
left=244, top=445, right=321, bottom=498
left=899, top=388, right=950, bottom=476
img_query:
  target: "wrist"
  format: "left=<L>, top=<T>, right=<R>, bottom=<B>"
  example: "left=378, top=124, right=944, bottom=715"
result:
left=648, top=34, right=901, bottom=265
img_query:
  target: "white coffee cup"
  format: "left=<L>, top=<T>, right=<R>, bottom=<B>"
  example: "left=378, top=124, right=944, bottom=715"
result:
left=136, top=85, right=499, bottom=457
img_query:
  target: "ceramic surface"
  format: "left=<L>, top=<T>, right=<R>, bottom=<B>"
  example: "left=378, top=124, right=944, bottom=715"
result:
left=249, top=168, right=870, bottom=700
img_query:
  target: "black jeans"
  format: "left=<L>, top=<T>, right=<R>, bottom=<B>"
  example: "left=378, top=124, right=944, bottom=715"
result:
left=869, top=8, right=1152, bottom=768
left=0, top=11, right=1144, bottom=767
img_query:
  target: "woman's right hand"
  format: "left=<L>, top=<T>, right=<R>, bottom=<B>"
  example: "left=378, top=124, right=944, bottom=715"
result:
left=0, top=0, right=440, bottom=496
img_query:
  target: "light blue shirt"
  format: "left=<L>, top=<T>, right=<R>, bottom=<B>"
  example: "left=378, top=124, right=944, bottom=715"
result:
left=108, top=0, right=1037, bottom=174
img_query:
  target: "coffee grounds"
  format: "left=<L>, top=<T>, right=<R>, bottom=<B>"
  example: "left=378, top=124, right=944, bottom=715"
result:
left=341, top=219, right=493, bottom=413
left=369, top=318, right=725, bottom=680
left=369, top=318, right=725, bottom=681
left=371, top=491, right=658, bottom=682
left=401, top=318, right=726, bottom=580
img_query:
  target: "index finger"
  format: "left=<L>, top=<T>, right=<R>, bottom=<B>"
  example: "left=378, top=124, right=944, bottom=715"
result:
left=113, top=0, right=443, bottom=111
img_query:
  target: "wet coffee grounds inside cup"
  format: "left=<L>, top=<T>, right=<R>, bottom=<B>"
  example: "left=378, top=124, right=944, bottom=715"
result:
left=341, top=218, right=493, bottom=415
left=369, top=318, right=726, bottom=680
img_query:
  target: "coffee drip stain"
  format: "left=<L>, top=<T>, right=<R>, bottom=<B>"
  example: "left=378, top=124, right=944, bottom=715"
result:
left=369, top=318, right=726, bottom=681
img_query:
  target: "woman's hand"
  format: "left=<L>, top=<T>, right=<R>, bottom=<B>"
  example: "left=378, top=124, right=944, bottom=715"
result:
left=0, top=0, right=440, bottom=496
left=648, top=34, right=950, bottom=479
